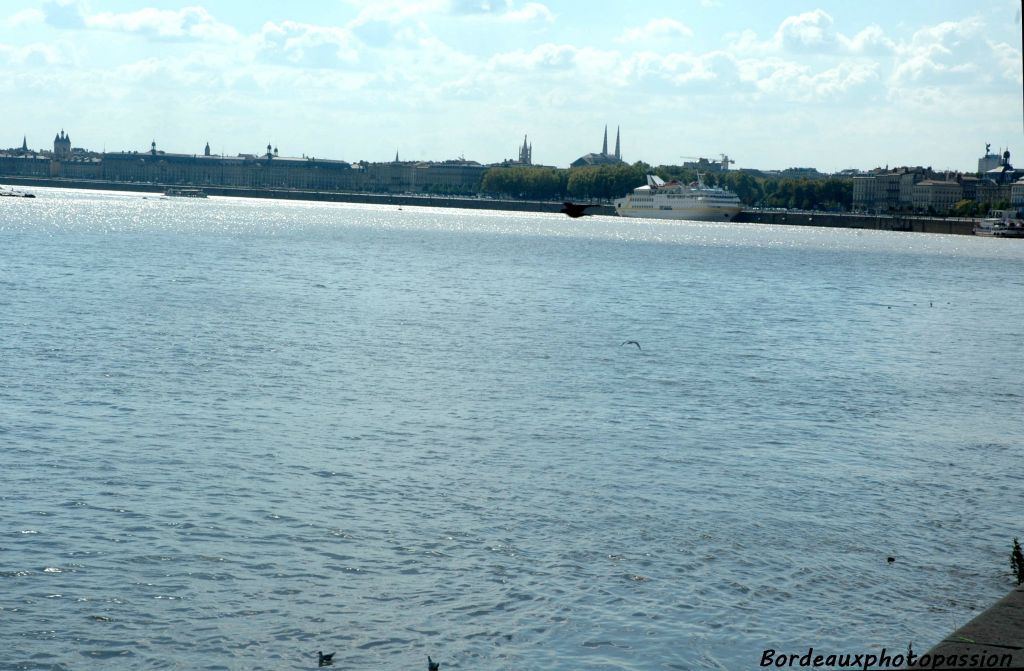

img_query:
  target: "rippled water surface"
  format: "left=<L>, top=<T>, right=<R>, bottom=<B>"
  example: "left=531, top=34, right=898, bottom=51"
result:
left=3, top=188, right=1024, bottom=670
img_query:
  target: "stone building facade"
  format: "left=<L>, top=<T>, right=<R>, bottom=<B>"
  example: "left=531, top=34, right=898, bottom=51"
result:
left=911, top=180, right=963, bottom=214
left=853, top=168, right=936, bottom=212
left=0, top=133, right=487, bottom=195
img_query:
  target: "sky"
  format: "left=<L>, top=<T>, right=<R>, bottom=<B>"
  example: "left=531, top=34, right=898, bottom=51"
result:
left=1, top=0, right=1022, bottom=172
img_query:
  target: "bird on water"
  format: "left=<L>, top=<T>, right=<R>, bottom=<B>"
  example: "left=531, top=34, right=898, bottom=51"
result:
left=428, top=655, right=441, bottom=671
left=318, top=651, right=334, bottom=667
left=622, top=340, right=641, bottom=350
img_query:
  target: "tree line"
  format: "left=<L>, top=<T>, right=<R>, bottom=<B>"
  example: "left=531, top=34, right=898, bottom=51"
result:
left=479, top=163, right=854, bottom=211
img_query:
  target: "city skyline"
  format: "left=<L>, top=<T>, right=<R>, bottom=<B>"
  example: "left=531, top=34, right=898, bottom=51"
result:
left=2, top=1, right=1022, bottom=172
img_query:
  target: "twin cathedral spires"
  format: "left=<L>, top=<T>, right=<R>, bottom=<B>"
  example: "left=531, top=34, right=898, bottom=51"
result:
left=602, top=125, right=621, bottom=160
left=569, top=124, right=624, bottom=168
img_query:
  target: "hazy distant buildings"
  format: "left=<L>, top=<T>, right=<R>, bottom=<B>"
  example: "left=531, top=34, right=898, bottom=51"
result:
left=570, top=125, right=624, bottom=168
left=0, top=130, right=488, bottom=195
left=682, top=155, right=734, bottom=173
left=850, top=145, right=1024, bottom=214
left=7, top=128, right=1024, bottom=213
left=853, top=169, right=916, bottom=212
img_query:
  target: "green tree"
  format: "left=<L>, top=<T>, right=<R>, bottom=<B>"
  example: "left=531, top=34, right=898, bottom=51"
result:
left=566, top=164, right=647, bottom=200
left=949, top=199, right=979, bottom=217
left=480, top=166, right=568, bottom=200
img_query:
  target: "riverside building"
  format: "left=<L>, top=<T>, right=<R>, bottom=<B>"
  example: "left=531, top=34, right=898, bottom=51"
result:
left=0, top=131, right=487, bottom=195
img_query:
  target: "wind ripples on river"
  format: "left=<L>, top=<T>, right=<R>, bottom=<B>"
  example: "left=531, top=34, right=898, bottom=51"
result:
left=2, top=187, right=1022, bottom=670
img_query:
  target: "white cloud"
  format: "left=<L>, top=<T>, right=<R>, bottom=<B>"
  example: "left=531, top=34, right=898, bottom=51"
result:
left=624, top=50, right=740, bottom=91
left=490, top=42, right=579, bottom=71
left=1, top=42, right=73, bottom=66
left=839, top=25, right=895, bottom=55
left=732, top=11, right=893, bottom=57
left=345, top=0, right=551, bottom=47
left=775, top=9, right=836, bottom=52
left=905, top=16, right=983, bottom=52
left=752, top=59, right=878, bottom=102
left=989, top=40, right=1023, bottom=83
left=445, top=0, right=503, bottom=14
left=503, top=2, right=554, bottom=23
left=256, top=20, right=359, bottom=67
left=618, top=18, right=693, bottom=43
left=84, top=7, right=241, bottom=42
left=889, top=17, right=986, bottom=87
left=3, top=8, right=44, bottom=28
left=350, top=0, right=447, bottom=27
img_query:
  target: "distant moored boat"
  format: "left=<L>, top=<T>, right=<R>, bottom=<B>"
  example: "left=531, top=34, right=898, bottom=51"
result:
left=164, top=187, right=208, bottom=198
left=973, top=209, right=1024, bottom=238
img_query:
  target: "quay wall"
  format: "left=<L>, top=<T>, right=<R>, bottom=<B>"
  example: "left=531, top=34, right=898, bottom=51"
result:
left=912, top=586, right=1024, bottom=669
left=734, top=209, right=976, bottom=235
left=1, top=177, right=979, bottom=235
left=0, top=176, right=617, bottom=215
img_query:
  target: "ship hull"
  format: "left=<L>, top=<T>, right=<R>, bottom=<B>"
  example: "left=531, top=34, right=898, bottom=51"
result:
left=614, top=204, right=742, bottom=222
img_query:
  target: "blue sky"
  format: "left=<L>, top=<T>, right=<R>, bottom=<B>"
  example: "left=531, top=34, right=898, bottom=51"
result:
left=2, top=0, right=1021, bottom=171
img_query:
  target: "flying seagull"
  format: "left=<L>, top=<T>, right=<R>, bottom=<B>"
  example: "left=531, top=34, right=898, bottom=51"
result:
left=560, top=202, right=597, bottom=218
left=622, top=340, right=641, bottom=350
left=428, top=655, right=440, bottom=671
left=318, top=651, right=335, bottom=667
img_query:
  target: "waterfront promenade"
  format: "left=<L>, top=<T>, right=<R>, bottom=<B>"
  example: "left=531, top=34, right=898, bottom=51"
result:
left=1, top=175, right=979, bottom=235
left=914, top=586, right=1024, bottom=669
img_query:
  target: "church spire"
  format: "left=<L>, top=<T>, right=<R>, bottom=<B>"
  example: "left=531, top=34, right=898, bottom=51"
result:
left=602, top=125, right=608, bottom=156
left=614, top=126, right=620, bottom=160
left=519, top=134, right=532, bottom=165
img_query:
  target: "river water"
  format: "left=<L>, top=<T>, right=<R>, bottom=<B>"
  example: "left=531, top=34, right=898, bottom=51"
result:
left=2, top=188, right=1023, bottom=670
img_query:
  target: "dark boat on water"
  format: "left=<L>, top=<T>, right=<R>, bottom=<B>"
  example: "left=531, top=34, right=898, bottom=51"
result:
left=0, top=186, right=35, bottom=198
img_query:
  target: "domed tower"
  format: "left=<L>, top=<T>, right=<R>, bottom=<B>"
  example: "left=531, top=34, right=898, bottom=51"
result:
left=204, top=141, right=211, bottom=157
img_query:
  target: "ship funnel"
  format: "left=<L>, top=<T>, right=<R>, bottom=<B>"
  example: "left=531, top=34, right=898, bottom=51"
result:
left=647, top=174, right=666, bottom=187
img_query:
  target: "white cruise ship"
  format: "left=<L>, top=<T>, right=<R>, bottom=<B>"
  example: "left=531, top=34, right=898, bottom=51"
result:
left=614, top=174, right=743, bottom=221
